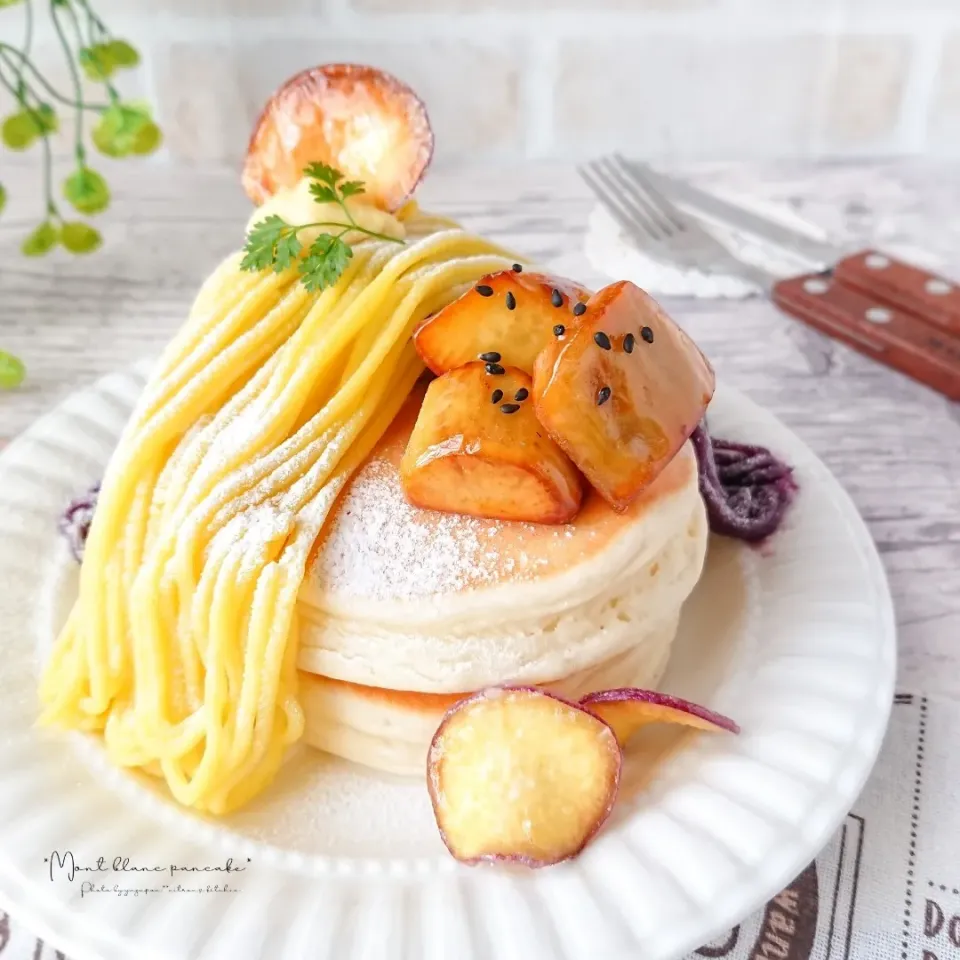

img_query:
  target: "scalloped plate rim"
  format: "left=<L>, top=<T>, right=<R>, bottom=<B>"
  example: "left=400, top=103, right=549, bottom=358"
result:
left=0, top=363, right=896, bottom=960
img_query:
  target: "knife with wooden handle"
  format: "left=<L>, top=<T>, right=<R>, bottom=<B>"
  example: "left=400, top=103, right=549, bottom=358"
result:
left=643, top=168, right=960, bottom=401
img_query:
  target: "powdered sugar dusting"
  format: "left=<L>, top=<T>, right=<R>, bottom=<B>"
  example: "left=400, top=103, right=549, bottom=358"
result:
left=313, top=457, right=540, bottom=602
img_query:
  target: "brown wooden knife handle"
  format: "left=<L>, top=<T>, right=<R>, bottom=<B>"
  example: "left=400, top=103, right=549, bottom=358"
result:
left=772, top=270, right=960, bottom=401
left=834, top=249, right=960, bottom=336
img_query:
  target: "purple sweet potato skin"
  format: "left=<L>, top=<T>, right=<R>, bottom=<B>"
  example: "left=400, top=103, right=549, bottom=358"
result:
left=580, top=687, right=740, bottom=735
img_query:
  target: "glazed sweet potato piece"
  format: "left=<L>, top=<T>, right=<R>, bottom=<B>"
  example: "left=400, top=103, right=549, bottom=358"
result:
left=414, top=270, right=592, bottom=376
left=534, top=281, right=715, bottom=511
left=400, top=362, right=583, bottom=524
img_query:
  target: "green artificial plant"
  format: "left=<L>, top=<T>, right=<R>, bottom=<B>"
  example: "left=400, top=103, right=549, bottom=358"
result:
left=0, top=0, right=162, bottom=388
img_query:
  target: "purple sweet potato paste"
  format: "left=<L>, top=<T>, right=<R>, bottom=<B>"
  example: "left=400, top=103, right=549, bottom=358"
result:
left=690, top=424, right=797, bottom=543
left=58, top=484, right=99, bottom=562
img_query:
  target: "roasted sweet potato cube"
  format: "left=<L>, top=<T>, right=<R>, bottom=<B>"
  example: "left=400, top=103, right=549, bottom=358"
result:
left=414, top=270, right=592, bottom=376
left=400, top=362, right=583, bottom=524
left=534, top=281, right=715, bottom=511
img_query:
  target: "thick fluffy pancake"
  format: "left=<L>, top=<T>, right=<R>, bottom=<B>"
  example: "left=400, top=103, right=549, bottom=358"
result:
left=296, top=387, right=708, bottom=693
left=300, top=616, right=679, bottom=776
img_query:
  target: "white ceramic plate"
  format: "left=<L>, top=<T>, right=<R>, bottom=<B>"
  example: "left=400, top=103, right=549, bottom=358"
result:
left=0, top=363, right=895, bottom=960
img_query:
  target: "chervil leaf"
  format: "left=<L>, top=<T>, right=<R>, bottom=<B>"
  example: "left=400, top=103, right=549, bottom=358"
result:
left=308, top=181, right=338, bottom=205
left=240, top=215, right=290, bottom=272
left=273, top=231, right=302, bottom=272
left=240, top=169, right=401, bottom=292
left=302, top=162, right=342, bottom=187
left=339, top=181, right=365, bottom=199
left=299, top=234, right=352, bottom=292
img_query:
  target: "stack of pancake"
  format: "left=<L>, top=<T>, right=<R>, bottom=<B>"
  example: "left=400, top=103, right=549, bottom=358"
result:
left=296, top=387, right=708, bottom=775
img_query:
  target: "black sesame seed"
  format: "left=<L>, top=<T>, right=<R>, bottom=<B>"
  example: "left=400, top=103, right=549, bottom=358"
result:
left=476, top=284, right=494, bottom=297
left=641, top=325, right=654, bottom=343
left=623, top=333, right=635, bottom=354
left=505, top=291, right=517, bottom=311
left=514, top=388, right=529, bottom=402
left=551, top=289, right=563, bottom=308
left=594, top=332, right=612, bottom=350
left=491, top=389, right=504, bottom=404
left=512, top=263, right=523, bottom=273
left=553, top=324, right=566, bottom=337
left=597, top=386, right=612, bottom=406
left=479, top=351, right=502, bottom=363
left=500, top=403, right=521, bottom=414
left=573, top=302, right=587, bottom=317
left=485, top=362, right=506, bottom=376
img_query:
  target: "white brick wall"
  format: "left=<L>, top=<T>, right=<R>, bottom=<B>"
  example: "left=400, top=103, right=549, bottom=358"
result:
left=3, top=0, right=960, bottom=166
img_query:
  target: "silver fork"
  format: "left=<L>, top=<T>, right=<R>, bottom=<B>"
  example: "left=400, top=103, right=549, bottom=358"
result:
left=578, top=154, right=773, bottom=291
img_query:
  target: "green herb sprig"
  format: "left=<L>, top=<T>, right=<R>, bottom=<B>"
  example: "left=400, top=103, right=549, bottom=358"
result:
left=240, top=162, right=404, bottom=292
left=0, top=0, right=161, bottom=388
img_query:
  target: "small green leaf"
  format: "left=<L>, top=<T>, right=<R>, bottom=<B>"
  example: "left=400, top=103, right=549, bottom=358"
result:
left=312, top=187, right=342, bottom=206
left=339, top=181, right=365, bottom=199
left=79, top=45, right=114, bottom=82
left=63, top=167, right=111, bottom=215
left=303, top=162, right=342, bottom=186
left=91, top=124, right=121, bottom=157
left=273, top=231, right=302, bottom=272
left=307, top=182, right=338, bottom=204
left=4, top=104, right=59, bottom=149
left=0, top=0, right=25, bottom=8
left=22, top=221, right=59, bottom=257
left=2, top=112, right=37, bottom=150
left=91, top=102, right=152, bottom=157
left=240, top=215, right=290, bottom=273
left=104, top=40, right=140, bottom=68
left=60, top=222, right=103, bottom=254
left=300, top=233, right=352, bottom=292
left=0, top=183, right=7, bottom=215
left=0, top=351, right=26, bottom=390
left=33, top=103, right=58, bottom=135
left=130, top=121, right=162, bottom=156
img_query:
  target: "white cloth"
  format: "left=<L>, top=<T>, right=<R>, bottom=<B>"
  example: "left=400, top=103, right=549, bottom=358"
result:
left=0, top=691, right=956, bottom=959
left=582, top=191, right=825, bottom=299
left=578, top=187, right=951, bottom=302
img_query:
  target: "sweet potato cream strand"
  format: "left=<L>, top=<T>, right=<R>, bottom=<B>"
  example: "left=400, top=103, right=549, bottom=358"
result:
left=39, top=212, right=520, bottom=814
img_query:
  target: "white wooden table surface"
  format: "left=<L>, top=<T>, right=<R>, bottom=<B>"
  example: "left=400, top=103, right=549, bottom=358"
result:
left=1, top=157, right=958, bottom=715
